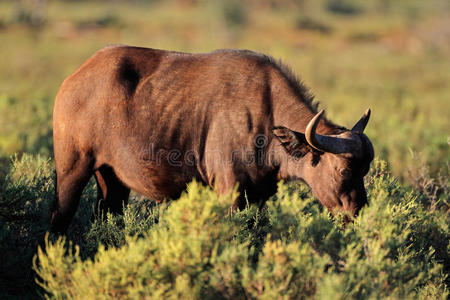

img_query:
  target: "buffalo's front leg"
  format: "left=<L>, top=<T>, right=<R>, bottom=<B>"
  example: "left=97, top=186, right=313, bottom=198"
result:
left=213, top=170, right=247, bottom=211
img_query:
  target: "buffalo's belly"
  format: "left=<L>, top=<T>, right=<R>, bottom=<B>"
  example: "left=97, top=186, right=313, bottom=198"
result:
left=106, top=154, right=201, bottom=202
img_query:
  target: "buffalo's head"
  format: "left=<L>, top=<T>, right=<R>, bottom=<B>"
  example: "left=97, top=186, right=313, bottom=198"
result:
left=273, top=109, right=374, bottom=219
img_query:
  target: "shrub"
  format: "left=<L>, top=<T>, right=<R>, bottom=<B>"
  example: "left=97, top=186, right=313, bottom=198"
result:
left=0, top=154, right=54, bottom=297
left=35, top=182, right=243, bottom=298
left=76, top=14, right=123, bottom=29
left=12, top=0, right=47, bottom=27
left=0, top=154, right=447, bottom=298
left=295, top=17, right=333, bottom=34
left=0, top=154, right=97, bottom=298
left=34, top=159, right=448, bottom=299
left=221, top=0, right=248, bottom=29
left=326, top=0, right=363, bottom=15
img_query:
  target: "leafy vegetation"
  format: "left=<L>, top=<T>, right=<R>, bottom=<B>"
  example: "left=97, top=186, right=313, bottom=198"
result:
left=0, top=155, right=447, bottom=298
left=0, top=0, right=449, bottom=298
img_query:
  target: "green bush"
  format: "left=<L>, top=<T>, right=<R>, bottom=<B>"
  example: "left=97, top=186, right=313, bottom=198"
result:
left=0, top=154, right=97, bottom=297
left=76, top=13, right=123, bottom=29
left=295, top=16, right=333, bottom=34
left=0, top=154, right=54, bottom=297
left=326, top=0, right=363, bottom=15
left=0, top=154, right=447, bottom=298
left=221, top=0, right=248, bottom=29
left=33, top=159, right=448, bottom=299
left=0, top=154, right=161, bottom=297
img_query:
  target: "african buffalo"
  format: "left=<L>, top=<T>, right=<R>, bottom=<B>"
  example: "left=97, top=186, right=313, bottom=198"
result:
left=51, top=45, right=374, bottom=233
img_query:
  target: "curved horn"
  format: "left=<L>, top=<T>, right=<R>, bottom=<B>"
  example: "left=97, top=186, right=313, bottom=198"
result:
left=351, top=108, right=371, bottom=133
left=305, top=110, right=347, bottom=153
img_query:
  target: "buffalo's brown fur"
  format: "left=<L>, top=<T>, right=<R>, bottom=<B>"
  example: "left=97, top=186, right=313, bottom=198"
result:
left=51, top=45, right=373, bottom=233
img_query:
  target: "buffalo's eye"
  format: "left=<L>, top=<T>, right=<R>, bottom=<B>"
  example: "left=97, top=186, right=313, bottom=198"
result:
left=340, top=169, right=351, bottom=178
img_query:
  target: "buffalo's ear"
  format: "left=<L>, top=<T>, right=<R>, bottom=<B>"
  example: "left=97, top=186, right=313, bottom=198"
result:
left=272, top=126, right=309, bottom=157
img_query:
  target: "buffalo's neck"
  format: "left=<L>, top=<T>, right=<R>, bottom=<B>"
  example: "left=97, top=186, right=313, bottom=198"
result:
left=270, top=75, right=341, bottom=135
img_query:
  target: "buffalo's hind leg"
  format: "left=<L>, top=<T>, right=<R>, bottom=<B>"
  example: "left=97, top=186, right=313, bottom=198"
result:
left=51, top=154, right=93, bottom=234
left=94, top=165, right=130, bottom=217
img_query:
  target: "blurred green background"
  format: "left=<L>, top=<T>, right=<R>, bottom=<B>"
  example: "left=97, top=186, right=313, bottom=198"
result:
left=0, top=0, right=449, bottom=180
